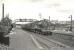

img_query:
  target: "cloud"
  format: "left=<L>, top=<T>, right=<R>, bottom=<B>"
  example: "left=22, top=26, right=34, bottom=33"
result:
left=58, top=9, right=71, bottom=12
left=57, top=9, right=74, bottom=16
left=46, top=3, right=61, bottom=8
left=30, top=0, right=44, bottom=2
left=50, top=3, right=60, bottom=7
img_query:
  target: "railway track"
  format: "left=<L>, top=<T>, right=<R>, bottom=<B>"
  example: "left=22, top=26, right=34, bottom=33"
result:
left=30, top=32, right=73, bottom=50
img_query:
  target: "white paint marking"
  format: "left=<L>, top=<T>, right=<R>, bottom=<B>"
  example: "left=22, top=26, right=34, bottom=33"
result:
left=31, top=35, right=44, bottom=50
left=10, top=32, right=15, bottom=35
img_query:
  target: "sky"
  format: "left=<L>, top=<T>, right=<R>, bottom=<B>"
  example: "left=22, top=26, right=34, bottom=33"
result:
left=0, top=0, right=74, bottom=21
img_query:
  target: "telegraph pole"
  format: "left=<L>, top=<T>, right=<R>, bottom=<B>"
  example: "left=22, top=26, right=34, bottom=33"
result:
left=49, top=16, right=50, bottom=30
left=49, top=16, right=50, bottom=22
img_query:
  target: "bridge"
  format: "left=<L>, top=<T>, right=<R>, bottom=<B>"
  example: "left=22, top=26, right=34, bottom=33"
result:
left=14, top=19, right=37, bottom=25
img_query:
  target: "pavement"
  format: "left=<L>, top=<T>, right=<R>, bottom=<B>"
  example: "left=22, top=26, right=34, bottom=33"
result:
left=9, top=28, right=40, bottom=50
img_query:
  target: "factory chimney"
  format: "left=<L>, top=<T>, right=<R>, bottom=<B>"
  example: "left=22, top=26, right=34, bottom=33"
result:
left=2, top=3, right=4, bottom=19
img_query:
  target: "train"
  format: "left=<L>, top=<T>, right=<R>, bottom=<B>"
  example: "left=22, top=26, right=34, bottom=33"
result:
left=22, top=20, right=53, bottom=35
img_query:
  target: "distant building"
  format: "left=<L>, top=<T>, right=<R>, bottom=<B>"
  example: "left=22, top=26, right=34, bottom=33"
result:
left=51, top=20, right=58, bottom=24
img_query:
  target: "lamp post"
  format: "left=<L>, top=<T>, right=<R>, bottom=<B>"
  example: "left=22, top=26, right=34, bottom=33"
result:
left=69, top=15, right=72, bottom=31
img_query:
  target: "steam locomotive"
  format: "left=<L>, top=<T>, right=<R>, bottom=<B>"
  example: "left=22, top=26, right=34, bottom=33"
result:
left=22, top=20, right=53, bottom=35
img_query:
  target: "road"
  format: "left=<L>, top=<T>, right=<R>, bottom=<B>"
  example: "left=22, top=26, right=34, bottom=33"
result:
left=8, top=25, right=73, bottom=50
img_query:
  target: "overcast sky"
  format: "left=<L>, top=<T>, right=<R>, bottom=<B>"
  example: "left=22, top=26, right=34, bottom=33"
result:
left=0, top=0, right=74, bottom=21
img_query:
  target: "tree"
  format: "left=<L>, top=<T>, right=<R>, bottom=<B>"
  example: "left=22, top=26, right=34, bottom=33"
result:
left=1, top=15, right=12, bottom=26
left=0, top=14, right=12, bottom=34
